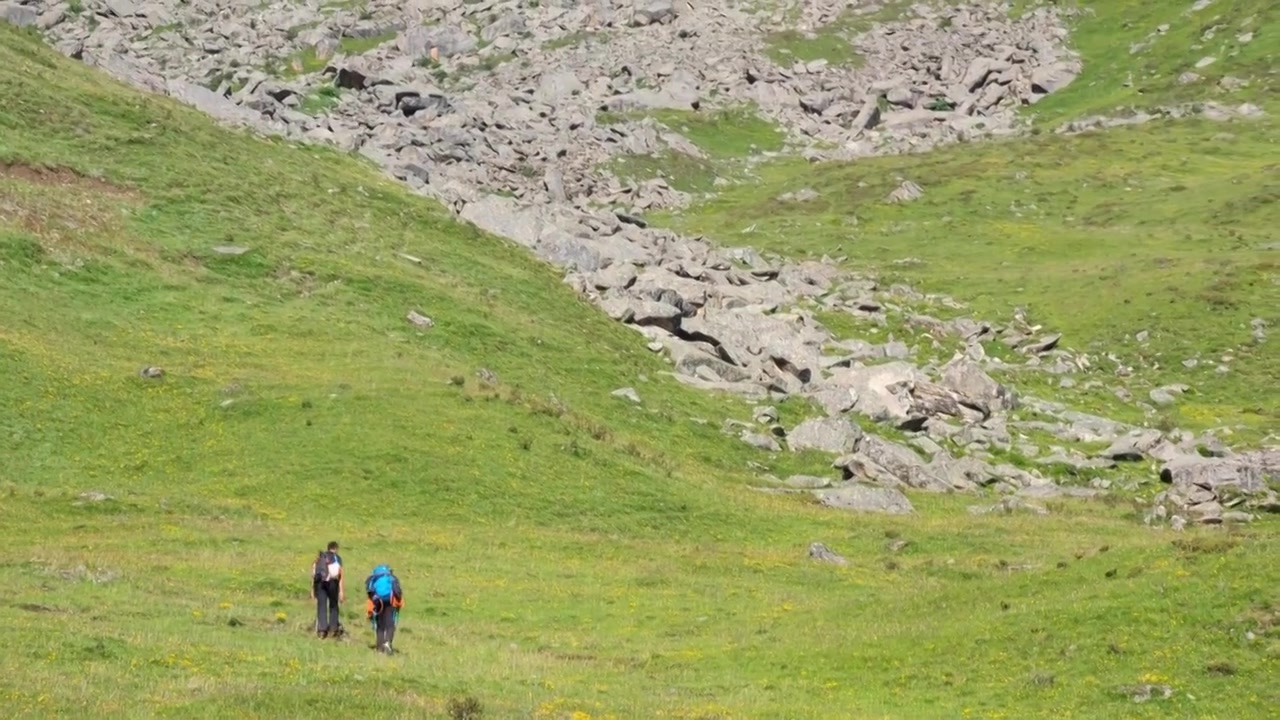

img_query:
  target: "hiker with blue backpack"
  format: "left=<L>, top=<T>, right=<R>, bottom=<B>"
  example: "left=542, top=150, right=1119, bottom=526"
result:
left=310, top=541, right=346, bottom=639
left=365, top=564, right=404, bottom=655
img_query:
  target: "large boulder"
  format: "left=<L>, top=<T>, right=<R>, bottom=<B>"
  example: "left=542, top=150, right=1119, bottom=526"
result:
left=941, top=358, right=1017, bottom=415
left=833, top=435, right=953, bottom=492
left=1102, top=429, right=1168, bottom=462
left=815, top=484, right=915, bottom=514
left=681, top=308, right=822, bottom=385
left=825, top=361, right=926, bottom=425
left=1153, top=450, right=1280, bottom=523
left=1031, top=61, right=1081, bottom=96
left=788, top=417, right=863, bottom=454
left=398, top=24, right=477, bottom=59
left=632, top=0, right=677, bottom=27
left=0, top=2, right=37, bottom=27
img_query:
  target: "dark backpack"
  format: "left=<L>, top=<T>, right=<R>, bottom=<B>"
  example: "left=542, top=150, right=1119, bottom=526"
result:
left=313, top=551, right=340, bottom=583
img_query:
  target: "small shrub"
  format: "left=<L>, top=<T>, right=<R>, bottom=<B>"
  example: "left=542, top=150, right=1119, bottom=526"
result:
left=447, top=695, right=483, bottom=720
left=586, top=422, right=611, bottom=442
left=1029, top=672, right=1055, bottom=687
left=1172, top=535, right=1241, bottom=556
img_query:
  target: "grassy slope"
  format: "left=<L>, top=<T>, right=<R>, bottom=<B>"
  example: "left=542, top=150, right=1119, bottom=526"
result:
left=0, top=19, right=1278, bottom=720
left=668, top=0, right=1280, bottom=444
left=604, top=107, right=787, bottom=196
left=766, top=0, right=929, bottom=67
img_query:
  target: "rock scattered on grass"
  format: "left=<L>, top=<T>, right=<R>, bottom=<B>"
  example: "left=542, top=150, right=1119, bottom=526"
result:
left=807, top=542, right=849, bottom=566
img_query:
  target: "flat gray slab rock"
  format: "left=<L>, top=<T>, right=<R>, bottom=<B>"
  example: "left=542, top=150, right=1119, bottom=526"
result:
left=815, top=484, right=915, bottom=514
left=788, top=416, right=863, bottom=454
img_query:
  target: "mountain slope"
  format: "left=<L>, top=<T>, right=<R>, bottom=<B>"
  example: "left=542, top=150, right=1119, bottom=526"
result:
left=1, top=11, right=1278, bottom=720
left=668, top=0, right=1280, bottom=444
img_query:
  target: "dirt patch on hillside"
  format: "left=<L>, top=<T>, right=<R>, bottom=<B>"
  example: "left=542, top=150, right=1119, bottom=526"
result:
left=0, top=161, right=141, bottom=199
left=0, top=162, right=147, bottom=265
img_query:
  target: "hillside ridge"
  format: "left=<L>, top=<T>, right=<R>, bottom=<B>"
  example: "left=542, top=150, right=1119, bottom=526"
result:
left=3, top=0, right=1277, bottom=525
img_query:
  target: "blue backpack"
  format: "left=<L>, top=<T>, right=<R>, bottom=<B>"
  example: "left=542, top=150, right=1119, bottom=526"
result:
left=366, top=565, right=395, bottom=601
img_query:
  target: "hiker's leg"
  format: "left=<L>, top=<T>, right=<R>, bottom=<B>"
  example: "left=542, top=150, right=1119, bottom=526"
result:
left=377, top=605, right=395, bottom=649
left=325, top=582, right=340, bottom=632
left=385, top=608, right=397, bottom=647
left=314, top=584, right=328, bottom=635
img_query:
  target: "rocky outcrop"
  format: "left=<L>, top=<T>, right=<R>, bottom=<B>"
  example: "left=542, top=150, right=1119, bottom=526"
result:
left=22, top=0, right=1083, bottom=212
left=1149, top=451, right=1280, bottom=525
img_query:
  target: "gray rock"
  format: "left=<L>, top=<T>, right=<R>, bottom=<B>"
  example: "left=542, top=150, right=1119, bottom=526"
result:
left=77, top=491, right=113, bottom=503
left=807, top=542, right=849, bottom=565
left=827, top=361, right=925, bottom=425
left=753, top=405, right=778, bottom=424
left=835, top=435, right=952, bottom=492
left=788, top=416, right=862, bottom=454
left=398, top=25, right=477, bottom=59
left=815, top=483, right=915, bottom=514
left=611, top=387, right=641, bottom=403
left=941, top=357, right=1016, bottom=414
left=784, top=475, right=833, bottom=489
left=1160, top=453, right=1275, bottom=494
left=1126, top=683, right=1173, bottom=703
left=599, top=298, right=682, bottom=329
left=537, top=71, right=585, bottom=105
left=1037, top=452, right=1115, bottom=473
left=969, top=496, right=1049, bottom=516
left=1154, top=450, right=1280, bottom=518
left=105, top=0, right=142, bottom=18
left=1021, top=334, right=1062, bottom=354
left=886, top=180, right=924, bottom=204
left=1102, top=429, right=1166, bottom=461
left=481, top=13, right=526, bottom=43
left=1017, top=484, right=1100, bottom=500
left=406, top=310, right=434, bottom=328
left=1030, top=61, right=1080, bottom=95
left=632, top=0, right=676, bottom=27
left=0, top=2, right=37, bottom=27
left=851, top=98, right=882, bottom=132
left=809, top=386, right=859, bottom=416
left=741, top=431, right=781, bottom=453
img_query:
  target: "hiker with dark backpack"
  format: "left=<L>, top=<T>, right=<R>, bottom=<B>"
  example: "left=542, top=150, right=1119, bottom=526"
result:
left=310, top=541, right=346, bottom=638
left=364, top=564, right=404, bottom=655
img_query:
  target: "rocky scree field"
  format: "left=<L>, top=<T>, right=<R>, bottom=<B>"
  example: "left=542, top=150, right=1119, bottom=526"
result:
left=0, top=0, right=1278, bottom=718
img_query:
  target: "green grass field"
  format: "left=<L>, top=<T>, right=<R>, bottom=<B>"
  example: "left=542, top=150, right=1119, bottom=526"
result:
left=1, top=2, right=1278, bottom=718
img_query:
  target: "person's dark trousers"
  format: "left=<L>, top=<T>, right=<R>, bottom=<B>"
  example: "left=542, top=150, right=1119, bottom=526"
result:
left=375, top=602, right=397, bottom=652
left=315, top=580, right=340, bottom=636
